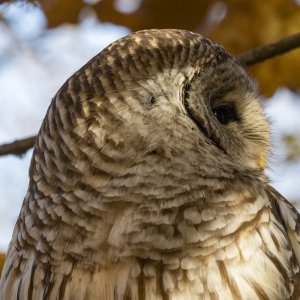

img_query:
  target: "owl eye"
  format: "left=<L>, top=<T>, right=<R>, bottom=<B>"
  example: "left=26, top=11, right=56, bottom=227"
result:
left=212, top=105, right=239, bottom=125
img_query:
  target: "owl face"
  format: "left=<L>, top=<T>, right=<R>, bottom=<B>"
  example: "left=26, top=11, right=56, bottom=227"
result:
left=181, top=58, right=270, bottom=171
left=102, top=53, right=270, bottom=178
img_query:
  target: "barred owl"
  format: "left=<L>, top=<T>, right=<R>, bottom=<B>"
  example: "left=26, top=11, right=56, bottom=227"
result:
left=0, top=29, right=300, bottom=300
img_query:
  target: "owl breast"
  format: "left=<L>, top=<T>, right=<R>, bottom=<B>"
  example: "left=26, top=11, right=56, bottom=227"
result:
left=52, top=206, right=293, bottom=300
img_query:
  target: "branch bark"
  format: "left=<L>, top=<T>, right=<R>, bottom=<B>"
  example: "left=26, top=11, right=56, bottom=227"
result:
left=0, top=136, right=35, bottom=157
left=0, top=32, right=300, bottom=157
left=238, top=32, right=300, bottom=66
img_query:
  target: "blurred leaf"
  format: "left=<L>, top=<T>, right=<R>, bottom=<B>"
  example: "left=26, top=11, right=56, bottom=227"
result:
left=0, top=253, right=5, bottom=275
left=40, top=0, right=211, bottom=30
left=207, top=0, right=300, bottom=96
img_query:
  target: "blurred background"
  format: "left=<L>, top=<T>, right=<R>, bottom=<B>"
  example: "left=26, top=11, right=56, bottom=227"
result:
left=0, top=0, right=300, bottom=269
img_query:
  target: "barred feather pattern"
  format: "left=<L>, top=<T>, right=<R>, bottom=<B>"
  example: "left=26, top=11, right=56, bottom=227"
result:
left=0, top=29, right=300, bottom=299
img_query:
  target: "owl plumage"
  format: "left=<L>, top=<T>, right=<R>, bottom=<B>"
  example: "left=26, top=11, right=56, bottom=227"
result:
left=0, top=29, right=299, bottom=299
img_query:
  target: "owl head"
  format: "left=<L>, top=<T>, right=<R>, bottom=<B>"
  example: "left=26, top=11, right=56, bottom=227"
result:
left=35, top=29, right=269, bottom=195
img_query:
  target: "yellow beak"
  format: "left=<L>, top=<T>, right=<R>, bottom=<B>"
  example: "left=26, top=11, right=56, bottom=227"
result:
left=259, top=154, right=266, bottom=169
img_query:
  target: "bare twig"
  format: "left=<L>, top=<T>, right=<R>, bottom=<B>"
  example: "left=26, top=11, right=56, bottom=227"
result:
left=1, top=32, right=300, bottom=157
left=0, top=136, right=35, bottom=157
left=238, top=32, right=300, bottom=66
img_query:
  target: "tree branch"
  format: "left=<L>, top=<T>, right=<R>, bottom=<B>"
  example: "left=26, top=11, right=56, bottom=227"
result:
left=1, top=32, right=300, bottom=157
left=238, top=32, right=300, bottom=66
left=0, top=136, right=35, bottom=157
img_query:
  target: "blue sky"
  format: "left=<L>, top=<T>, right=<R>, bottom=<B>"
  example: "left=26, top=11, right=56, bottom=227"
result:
left=0, top=3, right=299, bottom=251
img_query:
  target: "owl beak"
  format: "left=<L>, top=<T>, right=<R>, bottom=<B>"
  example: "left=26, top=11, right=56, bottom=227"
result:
left=258, top=154, right=266, bottom=169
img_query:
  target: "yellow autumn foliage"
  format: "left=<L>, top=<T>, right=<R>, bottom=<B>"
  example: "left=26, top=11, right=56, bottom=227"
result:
left=0, top=253, right=5, bottom=275
left=208, top=0, right=300, bottom=96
